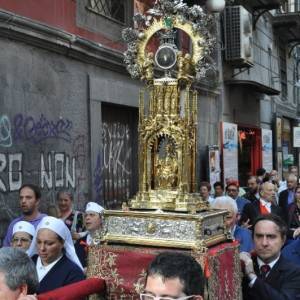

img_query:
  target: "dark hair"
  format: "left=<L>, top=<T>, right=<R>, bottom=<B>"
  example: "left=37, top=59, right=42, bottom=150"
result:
left=199, top=181, right=211, bottom=192
left=213, top=181, right=224, bottom=190
left=19, top=184, right=41, bottom=200
left=256, top=168, right=266, bottom=177
left=247, top=176, right=260, bottom=184
left=252, top=214, right=287, bottom=239
left=146, top=252, right=204, bottom=296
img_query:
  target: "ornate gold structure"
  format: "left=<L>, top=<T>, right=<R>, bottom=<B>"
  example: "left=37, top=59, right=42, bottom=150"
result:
left=130, top=77, right=205, bottom=211
left=122, top=3, right=217, bottom=212
left=100, top=0, right=228, bottom=248
left=102, top=209, right=229, bottom=250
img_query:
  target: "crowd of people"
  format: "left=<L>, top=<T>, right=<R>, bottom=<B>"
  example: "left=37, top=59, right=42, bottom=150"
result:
left=1, top=165, right=300, bottom=299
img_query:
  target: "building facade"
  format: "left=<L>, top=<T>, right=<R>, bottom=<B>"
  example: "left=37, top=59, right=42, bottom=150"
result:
left=221, top=0, right=300, bottom=185
left=0, top=0, right=299, bottom=243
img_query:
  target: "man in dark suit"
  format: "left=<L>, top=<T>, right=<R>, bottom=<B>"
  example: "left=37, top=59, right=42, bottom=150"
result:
left=278, top=173, right=298, bottom=223
left=243, top=176, right=260, bottom=203
left=240, top=214, right=300, bottom=300
left=240, top=182, right=284, bottom=228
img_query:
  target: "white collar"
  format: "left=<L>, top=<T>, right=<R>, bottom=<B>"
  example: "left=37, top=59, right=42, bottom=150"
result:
left=260, top=198, right=271, bottom=208
left=36, top=255, right=63, bottom=282
left=257, top=255, right=280, bottom=270
left=86, top=233, right=101, bottom=245
left=231, top=225, right=237, bottom=237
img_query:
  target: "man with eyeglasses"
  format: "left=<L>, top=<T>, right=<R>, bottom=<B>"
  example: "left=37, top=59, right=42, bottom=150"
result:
left=225, top=181, right=250, bottom=215
left=140, top=252, right=204, bottom=300
left=11, top=221, right=35, bottom=251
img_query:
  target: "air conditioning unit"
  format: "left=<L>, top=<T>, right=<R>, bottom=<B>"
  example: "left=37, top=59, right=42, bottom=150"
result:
left=224, top=5, right=254, bottom=67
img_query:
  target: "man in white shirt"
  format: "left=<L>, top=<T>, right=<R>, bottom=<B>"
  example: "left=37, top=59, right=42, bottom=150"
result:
left=240, top=214, right=300, bottom=300
left=240, top=182, right=284, bottom=228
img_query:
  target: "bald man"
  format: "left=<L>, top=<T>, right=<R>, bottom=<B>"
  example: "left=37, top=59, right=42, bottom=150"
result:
left=240, top=182, right=284, bottom=229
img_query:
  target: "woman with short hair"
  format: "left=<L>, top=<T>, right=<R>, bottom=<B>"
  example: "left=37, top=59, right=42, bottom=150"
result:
left=28, top=216, right=85, bottom=294
left=57, top=191, right=84, bottom=241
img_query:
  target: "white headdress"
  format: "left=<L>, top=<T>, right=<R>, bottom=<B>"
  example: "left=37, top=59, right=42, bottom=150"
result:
left=12, top=221, right=35, bottom=237
left=27, top=216, right=83, bottom=270
left=85, top=202, right=104, bottom=214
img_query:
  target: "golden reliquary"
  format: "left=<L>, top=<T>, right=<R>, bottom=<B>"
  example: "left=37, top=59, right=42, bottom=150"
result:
left=100, top=1, right=229, bottom=250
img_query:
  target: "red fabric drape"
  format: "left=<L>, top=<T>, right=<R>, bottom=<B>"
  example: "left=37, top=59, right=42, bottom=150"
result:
left=251, top=129, right=262, bottom=175
left=37, top=278, right=105, bottom=300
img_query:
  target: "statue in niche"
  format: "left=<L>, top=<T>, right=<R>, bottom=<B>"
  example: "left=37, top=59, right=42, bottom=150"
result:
left=184, top=53, right=194, bottom=78
left=177, top=51, right=185, bottom=80
left=177, top=52, right=194, bottom=81
left=156, top=141, right=178, bottom=189
left=141, top=52, right=154, bottom=82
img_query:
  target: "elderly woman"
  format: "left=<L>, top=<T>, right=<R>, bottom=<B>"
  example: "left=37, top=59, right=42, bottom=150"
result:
left=11, top=221, right=35, bottom=251
left=75, top=202, right=104, bottom=268
left=28, top=216, right=85, bottom=294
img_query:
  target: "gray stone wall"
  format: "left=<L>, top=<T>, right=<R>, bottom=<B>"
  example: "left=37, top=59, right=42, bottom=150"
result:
left=0, top=30, right=141, bottom=243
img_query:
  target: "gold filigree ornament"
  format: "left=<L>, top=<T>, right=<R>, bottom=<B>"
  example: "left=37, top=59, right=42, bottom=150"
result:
left=122, top=0, right=217, bottom=83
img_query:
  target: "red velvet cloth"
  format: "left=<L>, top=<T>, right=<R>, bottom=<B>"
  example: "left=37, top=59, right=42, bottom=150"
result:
left=87, top=241, right=242, bottom=300
left=37, top=278, right=105, bottom=300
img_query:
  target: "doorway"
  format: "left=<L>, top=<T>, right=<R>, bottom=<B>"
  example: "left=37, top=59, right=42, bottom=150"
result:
left=238, top=126, right=262, bottom=186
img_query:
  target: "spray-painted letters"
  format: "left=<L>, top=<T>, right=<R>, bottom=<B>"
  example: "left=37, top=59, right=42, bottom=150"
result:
left=0, top=115, right=12, bottom=148
left=13, top=113, right=73, bottom=144
left=0, top=152, right=76, bottom=192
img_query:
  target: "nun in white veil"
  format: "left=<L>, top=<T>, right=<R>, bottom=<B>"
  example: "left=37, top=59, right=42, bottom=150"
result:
left=27, top=216, right=85, bottom=294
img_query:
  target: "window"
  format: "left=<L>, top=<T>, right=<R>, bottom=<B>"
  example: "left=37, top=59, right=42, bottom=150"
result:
left=88, top=0, right=127, bottom=24
left=279, top=40, right=287, bottom=100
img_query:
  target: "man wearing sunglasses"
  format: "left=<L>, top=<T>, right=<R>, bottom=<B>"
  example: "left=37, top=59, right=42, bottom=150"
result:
left=140, top=252, right=204, bottom=300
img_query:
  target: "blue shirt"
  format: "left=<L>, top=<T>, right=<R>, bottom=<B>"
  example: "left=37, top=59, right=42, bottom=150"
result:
left=236, top=197, right=251, bottom=214
left=233, top=225, right=254, bottom=253
left=282, top=239, right=300, bottom=266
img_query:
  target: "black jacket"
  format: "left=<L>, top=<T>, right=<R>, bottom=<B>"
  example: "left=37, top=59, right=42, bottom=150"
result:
left=278, top=189, right=292, bottom=223
left=240, top=199, right=284, bottom=228
left=32, top=254, right=85, bottom=294
left=242, top=255, right=300, bottom=300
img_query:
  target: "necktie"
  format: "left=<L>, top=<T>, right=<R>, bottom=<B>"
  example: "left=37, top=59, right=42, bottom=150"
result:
left=260, top=264, right=271, bottom=279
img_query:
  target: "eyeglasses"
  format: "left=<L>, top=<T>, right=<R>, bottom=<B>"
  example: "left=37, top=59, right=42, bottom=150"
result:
left=11, top=238, right=32, bottom=243
left=140, top=294, right=195, bottom=300
left=227, top=189, right=238, bottom=192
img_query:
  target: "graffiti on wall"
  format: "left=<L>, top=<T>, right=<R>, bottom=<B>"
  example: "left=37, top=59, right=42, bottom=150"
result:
left=94, top=121, right=132, bottom=208
left=13, top=113, right=73, bottom=144
left=0, top=152, right=76, bottom=192
left=0, top=113, right=87, bottom=210
left=0, top=153, right=22, bottom=192
left=72, top=134, right=88, bottom=204
left=0, top=115, right=12, bottom=148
